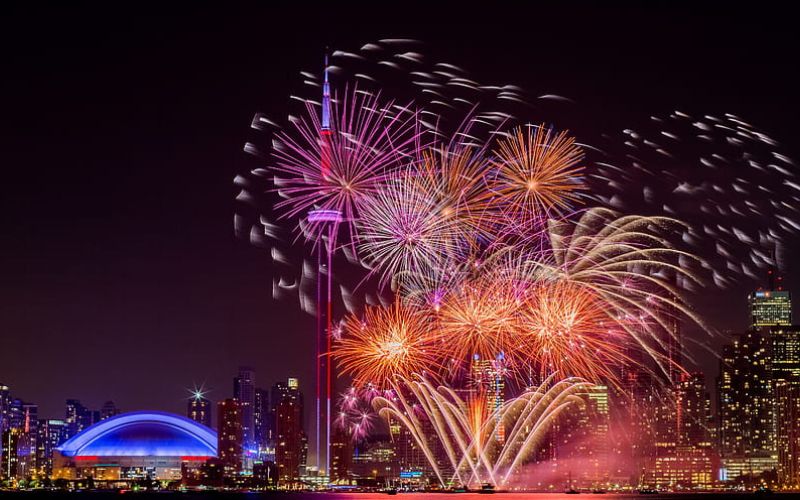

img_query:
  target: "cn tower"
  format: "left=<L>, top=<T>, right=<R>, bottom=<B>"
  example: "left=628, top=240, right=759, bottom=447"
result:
left=307, top=51, right=340, bottom=479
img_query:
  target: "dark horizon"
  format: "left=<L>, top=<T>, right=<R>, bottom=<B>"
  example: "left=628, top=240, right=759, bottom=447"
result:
left=2, top=2, right=799, bottom=419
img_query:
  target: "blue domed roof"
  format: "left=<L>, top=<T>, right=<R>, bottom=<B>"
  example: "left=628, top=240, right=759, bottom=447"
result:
left=57, top=411, right=217, bottom=457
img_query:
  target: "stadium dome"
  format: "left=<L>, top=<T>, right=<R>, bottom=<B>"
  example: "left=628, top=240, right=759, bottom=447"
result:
left=57, top=411, right=217, bottom=457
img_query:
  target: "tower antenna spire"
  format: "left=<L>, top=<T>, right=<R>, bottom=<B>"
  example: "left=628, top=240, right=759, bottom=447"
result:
left=321, top=48, right=331, bottom=133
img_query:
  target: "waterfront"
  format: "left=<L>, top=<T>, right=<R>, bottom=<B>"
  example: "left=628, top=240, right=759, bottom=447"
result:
left=0, top=493, right=790, bottom=499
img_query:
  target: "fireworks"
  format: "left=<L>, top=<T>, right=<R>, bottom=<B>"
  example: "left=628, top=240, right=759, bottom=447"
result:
left=489, top=125, right=586, bottom=227
left=235, top=40, right=796, bottom=486
left=332, top=300, right=440, bottom=386
left=270, top=87, right=420, bottom=242
left=519, top=280, right=631, bottom=382
left=357, top=174, right=465, bottom=287
left=372, top=375, right=593, bottom=487
left=435, top=278, right=520, bottom=367
left=539, top=207, right=706, bottom=378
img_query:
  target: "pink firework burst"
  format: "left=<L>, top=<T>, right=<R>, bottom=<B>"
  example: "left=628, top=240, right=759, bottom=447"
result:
left=271, top=86, right=422, bottom=244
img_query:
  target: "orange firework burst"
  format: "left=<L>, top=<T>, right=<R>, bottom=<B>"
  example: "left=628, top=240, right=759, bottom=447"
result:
left=489, top=125, right=585, bottom=224
left=435, top=279, right=522, bottom=367
left=334, top=301, right=441, bottom=387
left=519, top=280, right=631, bottom=384
left=414, top=144, right=494, bottom=241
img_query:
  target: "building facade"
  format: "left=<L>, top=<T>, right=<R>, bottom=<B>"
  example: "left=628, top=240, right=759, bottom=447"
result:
left=274, top=378, right=305, bottom=484
left=217, top=399, right=243, bottom=477
left=717, top=331, right=777, bottom=480
left=749, top=290, right=792, bottom=328
left=233, top=367, right=256, bottom=451
left=188, top=395, right=212, bottom=428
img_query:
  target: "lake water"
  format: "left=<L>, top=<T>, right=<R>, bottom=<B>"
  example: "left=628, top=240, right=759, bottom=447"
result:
left=0, top=492, right=785, bottom=499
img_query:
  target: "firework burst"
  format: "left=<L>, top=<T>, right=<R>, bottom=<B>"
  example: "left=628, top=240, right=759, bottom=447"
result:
left=333, top=300, right=441, bottom=386
left=435, top=278, right=521, bottom=368
left=489, top=125, right=586, bottom=227
left=271, top=87, right=421, bottom=242
left=357, top=174, right=465, bottom=287
left=519, top=279, right=632, bottom=383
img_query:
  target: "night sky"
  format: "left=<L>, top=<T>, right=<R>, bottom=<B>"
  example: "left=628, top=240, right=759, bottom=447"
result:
left=2, top=3, right=799, bottom=420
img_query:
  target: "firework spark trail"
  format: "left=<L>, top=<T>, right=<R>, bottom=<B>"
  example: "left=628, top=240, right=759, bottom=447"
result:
left=435, top=277, right=521, bottom=367
left=371, top=375, right=593, bottom=488
left=535, top=207, right=708, bottom=378
left=590, top=111, right=799, bottom=283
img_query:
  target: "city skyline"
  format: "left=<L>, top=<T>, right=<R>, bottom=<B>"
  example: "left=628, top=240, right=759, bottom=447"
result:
left=2, top=277, right=798, bottom=489
left=2, top=1, right=800, bottom=492
left=2, top=3, right=799, bottom=420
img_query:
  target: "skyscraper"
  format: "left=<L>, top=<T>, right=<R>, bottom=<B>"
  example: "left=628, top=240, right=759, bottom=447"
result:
left=771, top=326, right=800, bottom=381
left=100, top=401, right=120, bottom=421
left=676, top=373, right=714, bottom=448
left=274, top=378, right=305, bottom=484
left=329, top=427, right=352, bottom=483
left=254, top=388, right=272, bottom=459
left=775, top=380, right=800, bottom=486
left=188, top=394, right=212, bottom=428
left=771, top=325, right=800, bottom=486
left=646, top=373, right=716, bottom=490
left=0, top=384, right=10, bottom=432
left=217, top=399, right=243, bottom=477
left=234, top=366, right=256, bottom=449
left=64, top=399, right=92, bottom=439
left=2, top=427, right=20, bottom=480
left=749, top=290, right=792, bottom=328
left=470, top=353, right=506, bottom=444
left=36, top=419, right=67, bottom=478
left=717, top=330, right=777, bottom=480
left=0, top=384, right=9, bottom=476
left=15, top=403, right=39, bottom=479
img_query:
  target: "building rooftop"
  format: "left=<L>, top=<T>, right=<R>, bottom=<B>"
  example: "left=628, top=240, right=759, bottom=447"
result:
left=56, top=410, right=217, bottom=457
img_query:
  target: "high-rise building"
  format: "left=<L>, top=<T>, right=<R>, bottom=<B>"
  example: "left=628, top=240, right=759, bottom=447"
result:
left=2, top=427, right=20, bottom=480
left=329, top=427, right=352, bottom=483
left=254, top=388, right=272, bottom=459
left=556, top=384, right=611, bottom=488
left=586, top=385, right=610, bottom=480
left=647, top=374, right=716, bottom=491
left=188, top=395, right=212, bottom=428
left=0, top=385, right=10, bottom=478
left=775, top=379, right=800, bottom=487
left=234, top=366, right=256, bottom=450
left=7, top=399, right=24, bottom=431
left=717, top=330, right=777, bottom=479
left=749, top=290, right=792, bottom=328
left=666, top=302, right=683, bottom=384
left=470, top=354, right=506, bottom=444
left=274, top=378, right=305, bottom=484
left=64, top=399, right=92, bottom=439
left=15, top=403, right=39, bottom=479
left=676, top=373, right=714, bottom=448
left=0, top=384, right=10, bottom=432
left=100, top=401, right=120, bottom=421
left=217, top=399, right=243, bottom=477
left=771, top=326, right=800, bottom=381
left=36, top=419, right=67, bottom=478
left=771, top=325, right=800, bottom=486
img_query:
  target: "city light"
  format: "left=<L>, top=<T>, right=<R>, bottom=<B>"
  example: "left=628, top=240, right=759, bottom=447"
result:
left=3, top=8, right=800, bottom=494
